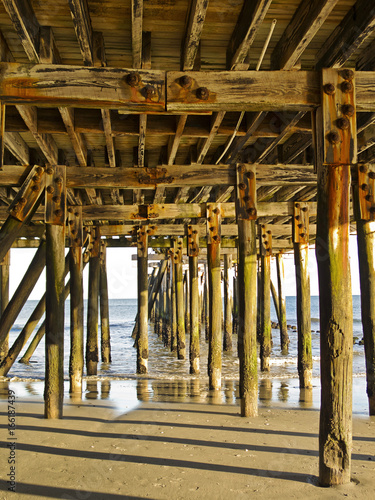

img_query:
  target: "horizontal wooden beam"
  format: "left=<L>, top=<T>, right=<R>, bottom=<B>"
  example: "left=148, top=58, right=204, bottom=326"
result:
left=0, top=164, right=317, bottom=189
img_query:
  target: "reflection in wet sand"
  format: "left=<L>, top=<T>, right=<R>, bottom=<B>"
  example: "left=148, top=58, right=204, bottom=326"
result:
left=86, top=380, right=99, bottom=399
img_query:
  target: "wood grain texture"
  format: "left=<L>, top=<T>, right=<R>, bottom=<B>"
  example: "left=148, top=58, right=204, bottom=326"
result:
left=182, top=0, right=209, bottom=71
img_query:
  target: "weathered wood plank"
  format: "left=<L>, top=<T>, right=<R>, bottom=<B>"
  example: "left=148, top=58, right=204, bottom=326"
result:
left=167, top=115, right=187, bottom=165
left=182, top=0, right=209, bottom=71
left=68, top=0, right=94, bottom=66
left=197, top=111, right=226, bottom=164
left=227, top=0, right=272, bottom=70
left=131, top=0, right=143, bottom=69
left=271, top=0, right=339, bottom=70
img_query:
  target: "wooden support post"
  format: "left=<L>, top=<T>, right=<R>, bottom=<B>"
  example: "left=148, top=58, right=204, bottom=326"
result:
left=293, top=202, right=312, bottom=388
left=187, top=224, right=200, bottom=374
left=164, top=262, right=172, bottom=348
left=236, top=164, right=258, bottom=416
left=232, top=269, right=238, bottom=336
left=174, top=237, right=186, bottom=360
left=270, top=279, right=281, bottom=326
left=86, top=228, right=100, bottom=376
left=223, top=253, right=233, bottom=352
left=0, top=101, right=5, bottom=170
left=207, top=203, right=222, bottom=390
left=44, top=165, right=66, bottom=419
left=68, top=206, right=84, bottom=393
left=184, top=268, right=190, bottom=333
left=316, top=68, right=355, bottom=486
left=353, top=163, right=375, bottom=415
left=99, top=242, right=111, bottom=363
left=157, top=273, right=164, bottom=338
left=0, top=240, right=46, bottom=349
left=259, top=224, right=272, bottom=372
left=276, top=253, right=289, bottom=354
left=137, top=226, right=148, bottom=373
left=170, top=254, right=177, bottom=352
left=204, top=263, right=209, bottom=342
left=0, top=252, right=10, bottom=362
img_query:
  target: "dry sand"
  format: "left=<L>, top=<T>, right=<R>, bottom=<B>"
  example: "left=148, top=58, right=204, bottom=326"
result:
left=1, top=389, right=375, bottom=500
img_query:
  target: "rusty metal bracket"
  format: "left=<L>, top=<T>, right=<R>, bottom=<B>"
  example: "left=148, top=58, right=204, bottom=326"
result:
left=207, top=203, right=221, bottom=244
left=68, top=206, right=83, bottom=247
left=45, top=165, right=66, bottom=225
left=322, top=68, right=356, bottom=165
left=8, top=165, right=46, bottom=222
left=133, top=204, right=160, bottom=220
left=293, top=202, right=309, bottom=244
left=137, top=226, right=148, bottom=258
left=138, top=167, right=174, bottom=185
left=357, top=163, right=375, bottom=220
left=236, top=164, right=257, bottom=220
left=187, top=224, right=199, bottom=257
left=173, top=236, right=184, bottom=264
left=99, top=240, right=107, bottom=265
left=87, top=226, right=100, bottom=258
left=259, top=224, right=272, bottom=256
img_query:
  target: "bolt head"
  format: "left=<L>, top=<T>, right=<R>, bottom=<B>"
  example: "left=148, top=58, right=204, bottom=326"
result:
left=19, top=197, right=27, bottom=206
left=196, top=87, right=209, bottom=100
left=323, top=83, right=335, bottom=95
left=46, top=167, right=54, bottom=175
left=145, top=86, right=156, bottom=99
left=54, top=209, right=63, bottom=217
left=342, top=69, right=354, bottom=80
left=342, top=104, right=355, bottom=117
left=369, top=172, right=375, bottom=180
left=336, top=117, right=350, bottom=130
left=341, top=81, right=353, bottom=93
left=179, top=75, right=192, bottom=88
left=126, top=72, right=140, bottom=87
left=328, top=131, right=340, bottom=144
left=31, top=184, right=40, bottom=192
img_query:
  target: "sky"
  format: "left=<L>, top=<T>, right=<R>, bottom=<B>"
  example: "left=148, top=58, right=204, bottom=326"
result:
left=8, top=235, right=361, bottom=301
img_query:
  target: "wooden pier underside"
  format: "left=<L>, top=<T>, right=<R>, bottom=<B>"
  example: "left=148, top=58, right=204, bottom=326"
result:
left=1, top=0, right=375, bottom=487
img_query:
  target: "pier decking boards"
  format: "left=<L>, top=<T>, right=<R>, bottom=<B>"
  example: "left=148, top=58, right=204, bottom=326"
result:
left=1, top=0, right=375, bottom=487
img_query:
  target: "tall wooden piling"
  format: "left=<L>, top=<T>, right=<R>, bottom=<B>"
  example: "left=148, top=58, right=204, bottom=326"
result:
left=164, top=263, right=172, bottom=348
left=236, top=164, right=258, bottom=417
left=86, top=228, right=100, bottom=376
left=44, top=166, right=66, bottom=419
left=353, top=163, right=375, bottom=415
left=170, top=255, right=177, bottom=352
left=70, top=245, right=84, bottom=393
left=259, top=225, right=272, bottom=372
left=188, top=225, right=200, bottom=374
left=316, top=68, right=354, bottom=486
left=275, top=253, right=289, bottom=354
left=100, top=242, right=111, bottom=363
left=184, top=268, right=190, bottom=333
left=207, top=204, right=222, bottom=390
left=293, top=202, right=312, bottom=388
left=137, top=227, right=149, bottom=373
left=223, top=253, right=233, bottom=352
left=174, top=237, right=186, bottom=359
left=0, top=252, right=10, bottom=362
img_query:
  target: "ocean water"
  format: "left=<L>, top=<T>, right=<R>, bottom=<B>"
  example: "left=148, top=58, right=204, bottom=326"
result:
left=0, top=295, right=369, bottom=415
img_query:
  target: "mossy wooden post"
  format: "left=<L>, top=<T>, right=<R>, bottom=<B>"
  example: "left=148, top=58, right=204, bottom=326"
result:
left=68, top=206, right=84, bottom=394
left=204, top=263, right=209, bottom=341
left=0, top=252, right=10, bottom=362
left=207, top=203, right=222, bottom=390
left=259, top=224, right=272, bottom=372
left=276, top=252, right=289, bottom=354
left=236, top=164, right=258, bottom=417
left=99, top=241, right=111, bottom=363
left=137, top=226, right=148, bottom=373
left=232, top=269, right=238, bottom=336
left=86, top=227, right=100, bottom=376
left=184, top=268, right=190, bottom=333
left=353, top=163, right=375, bottom=415
left=164, top=262, right=172, bottom=348
left=223, top=253, right=233, bottom=352
left=174, top=237, right=186, bottom=360
left=170, top=254, right=177, bottom=352
left=315, top=68, right=355, bottom=486
left=293, top=202, right=312, bottom=388
left=187, top=224, right=200, bottom=374
left=44, top=165, right=66, bottom=419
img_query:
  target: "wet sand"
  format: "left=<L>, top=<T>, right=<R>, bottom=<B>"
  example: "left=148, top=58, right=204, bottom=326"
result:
left=1, top=384, right=375, bottom=500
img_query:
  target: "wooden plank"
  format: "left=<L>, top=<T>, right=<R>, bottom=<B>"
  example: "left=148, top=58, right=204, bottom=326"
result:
left=182, top=0, right=209, bottom=71
left=0, top=63, right=166, bottom=112
left=59, top=107, right=87, bottom=166
left=39, top=26, right=62, bottom=65
left=68, top=0, right=94, bottom=66
left=168, top=115, right=188, bottom=165
left=131, top=0, right=143, bottom=69
left=316, top=0, right=375, bottom=69
left=101, top=109, right=116, bottom=167
left=1, top=0, right=40, bottom=62
left=227, top=0, right=272, bottom=70
left=138, top=114, right=147, bottom=167
left=197, top=111, right=226, bottom=164
left=357, top=39, right=375, bottom=71
left=271, top=0, right=339, bottom=70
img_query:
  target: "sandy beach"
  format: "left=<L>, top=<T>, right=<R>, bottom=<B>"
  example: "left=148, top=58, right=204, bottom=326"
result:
left=1, top=381, right=375, bottom=500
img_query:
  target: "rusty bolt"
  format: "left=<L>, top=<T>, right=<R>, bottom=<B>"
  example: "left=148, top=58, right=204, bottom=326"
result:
left=300, top=232, right=306, bottom=238
left=370, top=206, right=375, bottom=213
left=31, top=184, right=40, bottom=192
left=196, top=87, right=209, bottom=100
left=32, top=174, right=41, bottom=183
left=207, top=216, right=212, bottom=222
left=19, top=197, right=27, bottom=206
left=295, top=203, right=300, bottom=208
left=328, top=131, right=340, bottom=144
left=74, top=212, right=79, bottom=217
left=295, top=214, right=300, bottom=220
left=261, top=224, right=266, bottom=229
left=341, top=81, right=353, bottom=93
left=147, top=229, right=151, bottom=234
left=179, top=75, right=192, bottom=88
left=267, top=230, right=272, bottom=235
left=247, top=208, right=256, bottom=215
left=361, top=183, right=369, bottom=191
left=213, top=235, right=219, bottom=242
left=46, top=185, right=54, bottom=194
left=55, top=176, right=63, bottom=185
left=145, top=86, right=156, bottom=99
left=188, top=225, right=192, bottom=230
left=71, top=229, right=77, bottom=235
left=52, top=195, right=60, bottom=203
left=262, top=233, right=266, bottom=239
left=298, top=223, right=303, bottom=228
left=239, top=182, right=246, bottom=190
left=36, top=166, right=44, bottom=175
left=67, top=207, right=73, bottom=213
left=369, top=172, right=375, bottom=180
left=126, top=72, right=140, bottom=87
left=342, top=104, right=355, bottom=117
left=54, top=209, right=63, bottom=217
left=323, top=83, right=335, bottom=95
left=68, top=220, right=74, bottom=226
left=74, top=238, right=80, bottom=244
left=342, top=69, right=354, bottom=80
left=238, top=164, right=245, bottom=173
left=302, top=207, right=308, bottom=212
left=46, top=167, right=54, bottom=175
left=337, top=117, right=350, bottom=130
left=209, top=226, right=215, bottom=232
left=247, top=171, right=255, bottom=179
left=366, top=194, right=373, bottom=202
left=193, top=230, right=198, bottom=234
left=265, top=242, right=269, bottom=247
left=213, top=208, right=220, bottom=214
left=360, top=165, right=368, bottom=173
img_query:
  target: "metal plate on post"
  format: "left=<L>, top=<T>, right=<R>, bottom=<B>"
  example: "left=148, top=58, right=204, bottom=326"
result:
left=357, top=163, right=375, bottom=221
left=68, top=205, right=83, bottom=247
left=8, top=165, right=46, bottom=222
left=207, top=203, right=221, bottom=244
left=187, top=224, right=199, bottom=257
left=173, top=236, right=183, bottom=264
left=137, top=226, right=148, bottom=258
left=236, top=163, right=257, bottom=220
left=293, top=202, right=309, bottom=244
left=90, top=227, right=100, bottom=258
left=259, top=224, right=272, bottom=256
left=45, top=165, right=66, bottom=225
